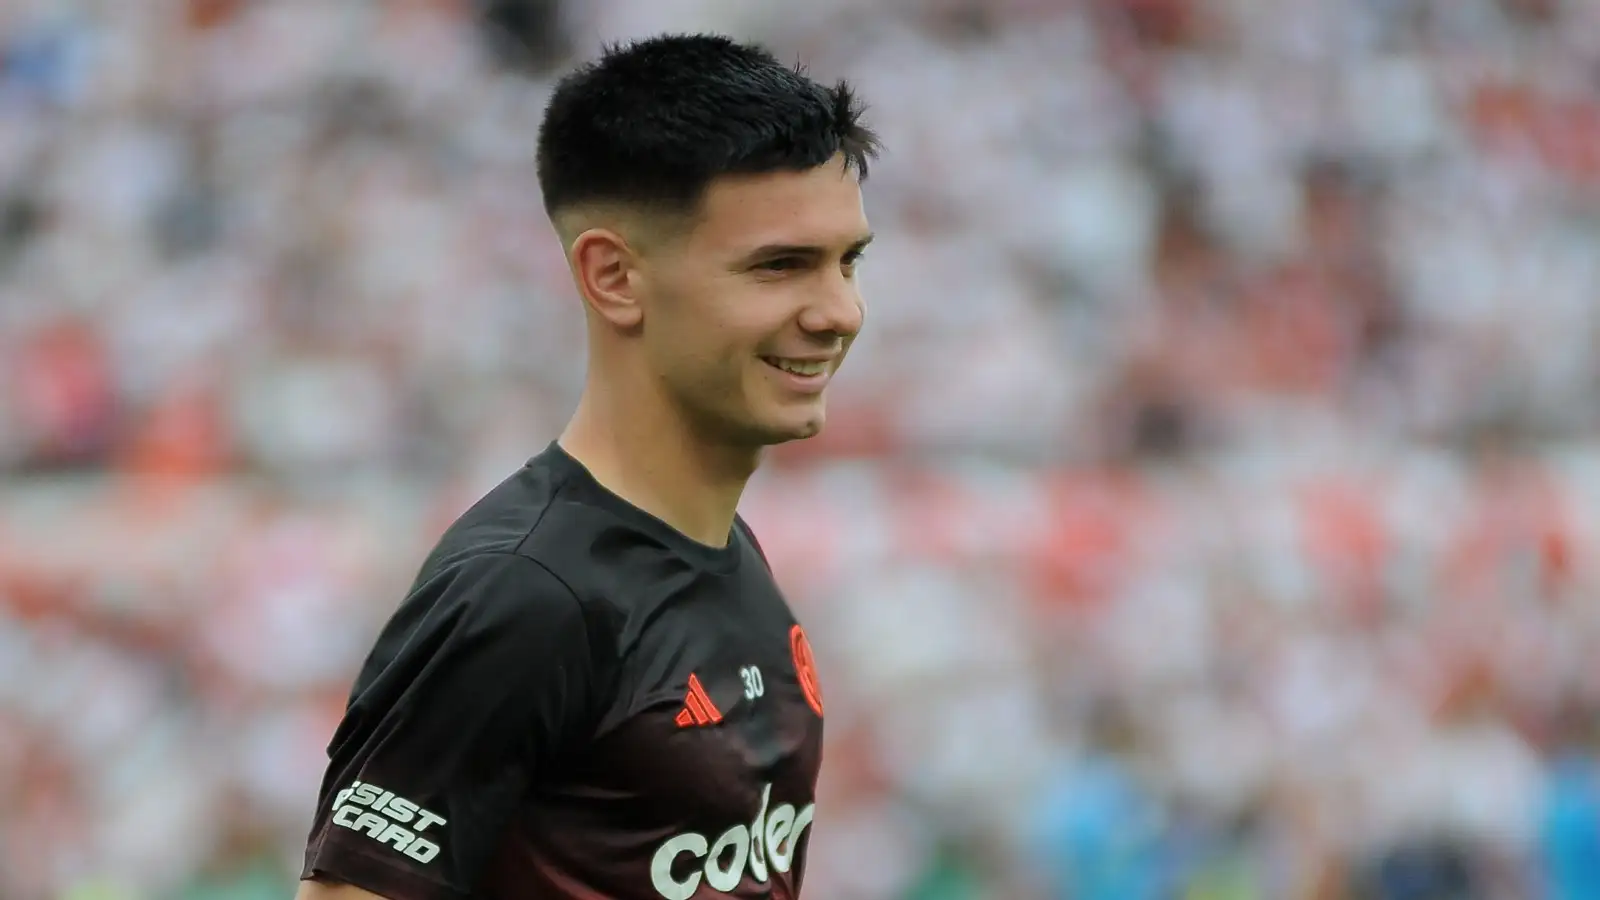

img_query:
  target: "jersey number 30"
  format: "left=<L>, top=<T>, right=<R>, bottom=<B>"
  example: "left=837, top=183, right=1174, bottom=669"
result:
left=740, top=666, right=764, bottom=700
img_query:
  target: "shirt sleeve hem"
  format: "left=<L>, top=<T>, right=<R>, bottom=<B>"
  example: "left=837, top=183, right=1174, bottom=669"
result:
left=302, top=839, right=471, bottom=900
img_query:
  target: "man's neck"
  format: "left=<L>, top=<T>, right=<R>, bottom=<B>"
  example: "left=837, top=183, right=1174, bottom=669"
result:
left=558, top=389, right=760, bottom=549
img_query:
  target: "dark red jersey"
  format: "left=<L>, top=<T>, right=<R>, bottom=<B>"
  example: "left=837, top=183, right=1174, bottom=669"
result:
left=301, top=444, right=825, bottom=899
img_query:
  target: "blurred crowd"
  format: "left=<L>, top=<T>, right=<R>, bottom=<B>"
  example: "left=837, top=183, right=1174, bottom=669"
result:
left=3, top=0, right=1600, bottom=898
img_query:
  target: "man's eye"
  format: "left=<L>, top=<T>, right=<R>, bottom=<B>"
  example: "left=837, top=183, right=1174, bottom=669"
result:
left=759, top=257, right=806, bottom=272
left=842, top=250, right=866, bottom=267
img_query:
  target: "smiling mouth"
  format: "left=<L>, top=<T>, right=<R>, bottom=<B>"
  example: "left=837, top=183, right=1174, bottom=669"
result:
left=762, top=357, right=830, bottom=377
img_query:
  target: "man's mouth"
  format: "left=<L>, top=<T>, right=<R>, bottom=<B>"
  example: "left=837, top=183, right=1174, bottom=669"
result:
left=762, top=357, right=830, bottom=377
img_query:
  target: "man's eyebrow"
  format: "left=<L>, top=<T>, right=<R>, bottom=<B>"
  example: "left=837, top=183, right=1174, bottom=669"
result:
left=738, top=233, right=875, bottom=264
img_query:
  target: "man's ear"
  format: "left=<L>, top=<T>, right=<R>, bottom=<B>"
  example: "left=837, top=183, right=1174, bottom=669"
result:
left=569, top=227, right=645, bottom=330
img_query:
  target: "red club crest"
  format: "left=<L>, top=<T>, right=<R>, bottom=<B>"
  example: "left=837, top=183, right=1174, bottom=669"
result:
left=790, top=624, right=824, bottom=717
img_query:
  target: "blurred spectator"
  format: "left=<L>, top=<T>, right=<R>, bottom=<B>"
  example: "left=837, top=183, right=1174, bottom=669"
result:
left=1027, top=700, right=1175, bottom=900
left=1538, top=703, right=1600, bottom=900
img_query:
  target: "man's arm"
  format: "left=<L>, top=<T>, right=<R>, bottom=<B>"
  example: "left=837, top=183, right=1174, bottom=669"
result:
left=295, top=552, right=601, bottom=899
left=295, top=880, right=391, bottom=900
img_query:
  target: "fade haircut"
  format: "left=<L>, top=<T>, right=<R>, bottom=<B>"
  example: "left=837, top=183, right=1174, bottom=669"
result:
left=535, top=34, right=880, bottom=226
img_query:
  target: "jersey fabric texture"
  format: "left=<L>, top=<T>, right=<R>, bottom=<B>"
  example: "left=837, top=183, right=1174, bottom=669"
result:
left=300, top=444, right=825, bottom=899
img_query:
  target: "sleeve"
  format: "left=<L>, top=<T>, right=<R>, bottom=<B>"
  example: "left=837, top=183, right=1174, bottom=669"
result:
left=301, top=552, right=602, bottom=900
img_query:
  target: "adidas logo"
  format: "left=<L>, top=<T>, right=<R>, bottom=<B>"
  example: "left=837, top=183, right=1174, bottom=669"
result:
left=673, top=673, right=723, bottom=727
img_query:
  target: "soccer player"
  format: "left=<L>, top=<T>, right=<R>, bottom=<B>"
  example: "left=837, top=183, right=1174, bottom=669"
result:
left=293, top=33, right=879, bottom=900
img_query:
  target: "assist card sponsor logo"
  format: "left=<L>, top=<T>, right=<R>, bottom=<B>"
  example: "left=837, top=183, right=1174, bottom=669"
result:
left=331, top=780, right=447, bottom=864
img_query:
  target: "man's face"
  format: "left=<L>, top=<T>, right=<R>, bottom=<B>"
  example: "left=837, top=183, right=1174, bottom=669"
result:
left=638, top=154, right=872, bottom=446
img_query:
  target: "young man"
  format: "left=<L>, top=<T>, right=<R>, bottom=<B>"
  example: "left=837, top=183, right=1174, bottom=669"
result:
left=294, top=33, right=879, bottom=900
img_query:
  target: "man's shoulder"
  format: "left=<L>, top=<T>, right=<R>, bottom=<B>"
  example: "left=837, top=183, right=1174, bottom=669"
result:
left=406, top=448, right=777, bottom=636
left=417, top=448, right=607, bottom=570
left=408, top=450, right=657, bottom=610
left=423, top=447, right=570, bottom=556
left=387, top=453, right=591, bottom=617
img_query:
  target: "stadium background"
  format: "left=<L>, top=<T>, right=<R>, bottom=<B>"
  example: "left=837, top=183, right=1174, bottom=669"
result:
left=3, top=0, right=1600, bottom=897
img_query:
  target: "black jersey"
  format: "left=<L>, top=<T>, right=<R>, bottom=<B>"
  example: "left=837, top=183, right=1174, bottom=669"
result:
left=300, top=444, right=826, bottom=899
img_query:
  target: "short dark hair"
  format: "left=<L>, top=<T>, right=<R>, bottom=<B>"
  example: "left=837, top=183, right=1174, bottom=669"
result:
left=535, top=34, right=880, bottom=219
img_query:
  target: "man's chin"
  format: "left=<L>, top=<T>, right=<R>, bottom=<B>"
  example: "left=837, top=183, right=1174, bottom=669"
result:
left=754, top=414, right=825, bottom=446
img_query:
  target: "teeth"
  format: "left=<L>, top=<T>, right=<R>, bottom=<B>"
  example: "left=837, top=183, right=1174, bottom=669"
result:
left=770, top=358, right=827, bottom=376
